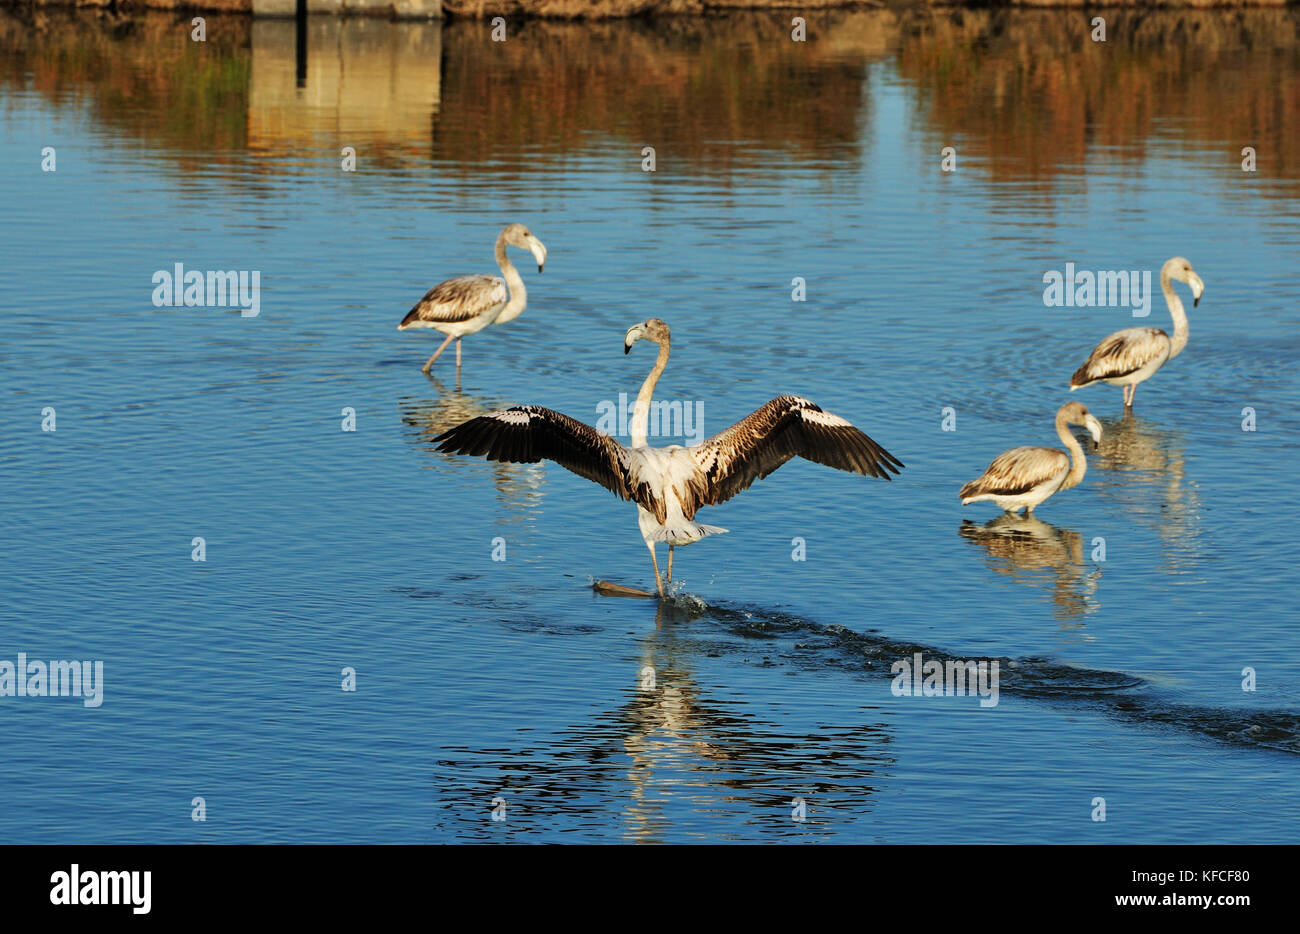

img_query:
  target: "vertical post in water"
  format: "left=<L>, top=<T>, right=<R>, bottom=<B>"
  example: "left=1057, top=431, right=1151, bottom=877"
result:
left=295, top=0, right=308, bottom=89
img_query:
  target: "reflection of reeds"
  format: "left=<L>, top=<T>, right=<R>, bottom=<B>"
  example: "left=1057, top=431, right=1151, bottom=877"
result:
left=897, top=8, right=1300, bottom=182
left=442, top=0, right=880, bottom=21
left=4, top=7, right=1298, bottom=185
left=0, top=10, right=252, bottom=153
left=431, top=15, right=884, bottom=173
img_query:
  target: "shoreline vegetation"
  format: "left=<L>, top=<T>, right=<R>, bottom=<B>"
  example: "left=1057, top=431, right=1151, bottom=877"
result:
left=0, top=0, right=1296, bottom=22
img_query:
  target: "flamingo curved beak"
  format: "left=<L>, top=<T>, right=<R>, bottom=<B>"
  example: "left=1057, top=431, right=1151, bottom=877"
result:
left=528, top=237, right=547, bottom=274
left=624, top=323, right=646, bottom=354
left=1085, top=414, right=1103, bottom=450
left=1189, top=272, right=1204, bottom=307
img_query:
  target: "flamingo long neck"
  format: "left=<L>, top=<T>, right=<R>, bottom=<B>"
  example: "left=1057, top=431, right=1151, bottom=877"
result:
left=1160, top=263, right=1189, bottom=358
left=630, top=339, right=670, bottom=448
left=493, top=232, right=527, bottom=324
left=1055, top=412, right=1088, bottom=492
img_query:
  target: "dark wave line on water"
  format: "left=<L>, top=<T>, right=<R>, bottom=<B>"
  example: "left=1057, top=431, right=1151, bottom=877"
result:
left=667, top=599, right=1300, bottom=757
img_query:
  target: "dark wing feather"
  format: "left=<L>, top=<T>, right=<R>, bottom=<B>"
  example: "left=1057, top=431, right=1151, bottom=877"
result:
left=690, top=395, right=904, bottom=508
left=434, top=406, right=635, bottom=502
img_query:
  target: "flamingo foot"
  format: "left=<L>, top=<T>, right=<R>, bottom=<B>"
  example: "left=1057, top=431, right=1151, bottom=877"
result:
left=593, top=580, right=656, bottom=598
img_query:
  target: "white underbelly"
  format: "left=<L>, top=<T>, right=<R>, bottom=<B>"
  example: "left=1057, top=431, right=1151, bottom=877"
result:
left=631, top=446, right=718, bottom=546
left=969, top=472, right=1067, bottom=512
left=637, top=504, right=705, bottom=546
left=990, top=484, right=1059, bottom=510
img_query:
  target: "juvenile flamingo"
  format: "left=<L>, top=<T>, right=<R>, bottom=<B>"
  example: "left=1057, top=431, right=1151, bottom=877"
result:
left=434, top=319, right=904, bottom=597
left=1069, top=257, right=1205, bottom=409
left=398, top=223, right=547, bottom=375
left=960, top=402, right=1102, bottom=514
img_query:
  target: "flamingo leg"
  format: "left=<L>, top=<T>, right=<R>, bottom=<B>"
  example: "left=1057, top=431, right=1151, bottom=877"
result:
left=666, top=545, right=674, bottom=585
left=422, top=333, right=456, bottom=374
left=648, top=546, right=665, bottom=599
left=455, top=338, right=462, bottom=369
left=1128, top=383, right=1137, bottom=408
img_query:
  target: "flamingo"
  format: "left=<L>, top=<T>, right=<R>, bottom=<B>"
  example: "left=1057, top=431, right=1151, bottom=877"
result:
left=397, top=223, right=547, bottom=376
left=959, top=401, right=1102, bottom=514
left=433, top=319, right=904, bottom=597
left=1069, top=257, right=1204, bottom=408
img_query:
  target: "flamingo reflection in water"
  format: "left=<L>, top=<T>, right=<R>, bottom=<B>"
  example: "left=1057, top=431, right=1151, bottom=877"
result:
left=959, top=514, right=1102, bottom=624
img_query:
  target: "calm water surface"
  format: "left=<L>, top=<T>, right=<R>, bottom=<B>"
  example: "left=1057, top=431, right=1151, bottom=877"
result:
left=1, top=9, right=1297, bottom=843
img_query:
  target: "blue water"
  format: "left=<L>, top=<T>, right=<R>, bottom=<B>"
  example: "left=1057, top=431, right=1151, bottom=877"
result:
left=1, top=11, right=1297, bottom=843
